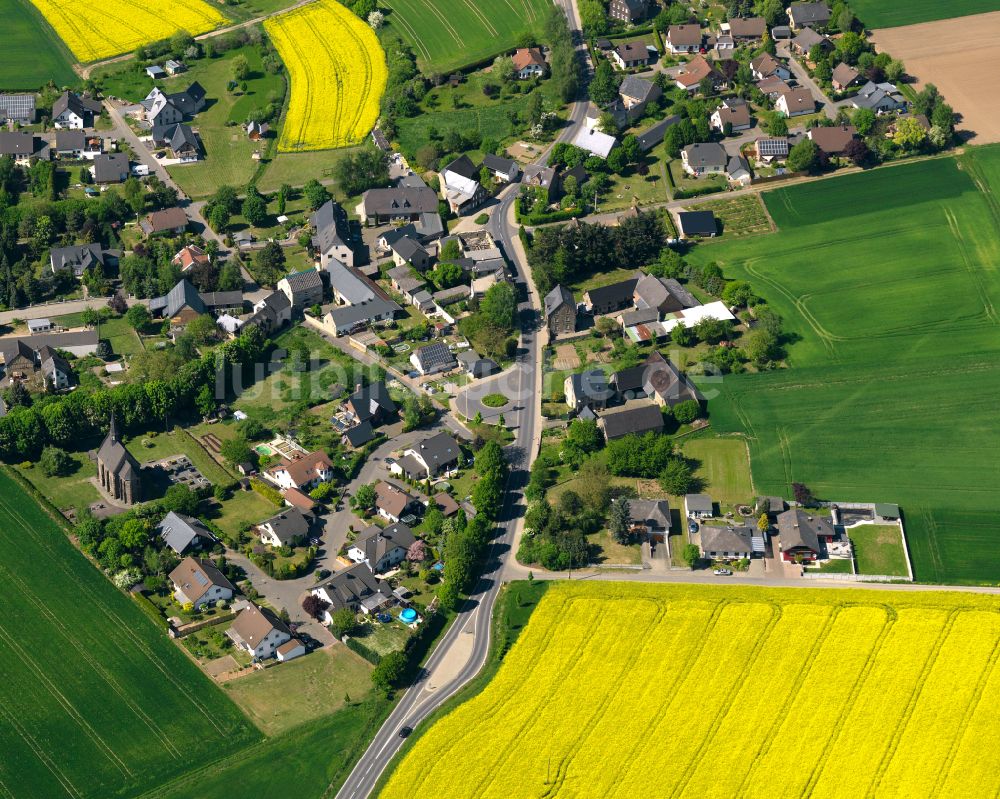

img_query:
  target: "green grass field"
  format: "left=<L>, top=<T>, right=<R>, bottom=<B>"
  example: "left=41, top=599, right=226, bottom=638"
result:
left=850, top=0, right=1000, bottom=28
left=0, top=0, right=75, bottom=89
left=690, top=148, right=1000, bottom=584
left=680, top=436, right=754, bottom=508
left=0, top=469, right=260, bottom=798
left=384, top=0, right=549, bottom=73
left=851, top=524, right=910, bottom=577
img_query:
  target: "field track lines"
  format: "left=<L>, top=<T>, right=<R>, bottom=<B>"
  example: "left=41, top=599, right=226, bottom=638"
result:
left=942, top=205, right=998, bottom=325
left=606, top=600, right=735, bottom=798
left=0, top=494, right=229, bottom=737
left=800, top=608, right=896, bottom=796
left=929, top=633, right=1000, bottom=798
left=0, top=620, right=134, bottom=777
left=388, top=9, right=431, bottom=61
left=457, top=0, right=498, bottom=35
left=0, top=560, right=182, bottom=759
left=921, top=509, right=945, bottom=578
left=734, top=607, right=843, bottom=798
left=0, top=703, right=81, bottom=799
left=541, top=606, right=668, bottom=798
left=776, top=428, right=793, bottom=490
left=667, top=603, right=783, bottom=799
left=0, top=780, right=13, bottom=799
left=963, top=155, right=1000, bottom=233
left=399, top=600, right=573, bottom=792
left=406, top=0, right=462, bottom=45
left=866, top=609, right=962, bottom=798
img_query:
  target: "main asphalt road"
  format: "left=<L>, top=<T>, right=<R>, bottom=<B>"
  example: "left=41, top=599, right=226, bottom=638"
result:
left=333, top=7, right=591, bottom=799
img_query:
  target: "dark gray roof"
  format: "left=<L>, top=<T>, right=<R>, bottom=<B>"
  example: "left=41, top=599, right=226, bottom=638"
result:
left=343, top=420, right=375, bottom=447
left=777, top=509, right=834, bottom=552
left=327, top=261, right=376, bottom=304
left=327, top=297, right=400, bottom=329
left=413, top=341, right=456, bottom=371
left=362, top=187, right=439, bottom=217
left=151, top=279, right=205, bottom=318
left=619, top=75, right=657, bottom=104
left=728, top=156, right=751, bottom=176
left=54, top=130, right=87, bottom=151
left=685, top=494, right=714, bottom=514
left=629, top=499, right=671, bottom=529
left=643, top=351, right=700, bottom=405
left=380, top=224, right=417, bottom=248
left=544, top=284, right=575, bottom=317
left=50, top=243, right=105, bottom=274
left=282, top=268, right=323, bottom=294
left=52, top=91, right=101, bottom=121
left=93, top=153, right=129, bottom=183
left=414, top=432, right=461, bottom=470
left=683, top=142, right=728, bottom=169
left=788, top=2, right=831, bottom=26
left=166, top=82, right=206, bottom=116
left=200, top=290, right=243, bottom=309
left=97, top=414, right=140, bottom=482
left=164, top=123, right=198, bottom=152
left=585, top=278, right=639, bottom=308
left=311, top=200, right=350, bottom=256
left=637, top=115, right=681, bottom=152
left=261, top=507, right=310, bottom=546
left=677, top=211, right=718, bottom=237
left=392, top=236, right=425, bottom=261
left=456, top=350, right=499, bottom=378
left=599, top=402, right=664, bottom=440
left=701, top=525, right=754, bottom=554
left=314, top=562, right=393, bottom=612
left=611, top=363, right=648, bottom=394
left=791, top=27, right=828, bottom=51
left=157, top=511, right=215, bottom=554
left=355, top=522, right=416, bottom=566
left=569, top=369, right=613, bottom=404
left=443, top=154, right=478, bottom=180
left=3, top=330, right=97, bottom=361
left=0, top=131, right=46, bottom=157
left=348, top=381, right=397, bottom=423
left=482, top=153, right=516, bottom=173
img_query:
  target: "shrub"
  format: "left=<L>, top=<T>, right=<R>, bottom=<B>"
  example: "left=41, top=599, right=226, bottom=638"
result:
left=250, top=478, right=284, bottom=506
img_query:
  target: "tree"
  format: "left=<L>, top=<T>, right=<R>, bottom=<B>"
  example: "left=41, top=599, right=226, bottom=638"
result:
left=787, top=138, right=820, bottom=173
left=851, top=107, right=876, bottom=136
left=253, top=241, right=286, bottom=286
left=407, top=539, right=427, bottom=562
left=186, top=314, right=218, bottom=344
left=329, top=607, right=357, bottom=637
left=884, top=58, right=905, bottom=82
left=892, top=116, right=927, bottom=149
left=843, top=138, right=870, bottom=167
left=681, top=542, right=700, bottom=568
left=38, top=446, right=72, bottom=477
left=368, top=9, right=384, bottom=28
left=164, top=484, right=200, bottom=515
left=835, top=31, right=865, bottom=65
left=371, top=650, right=408, bottom=692
left=722, top=280, right=756, bottom=308
left=765, top=112, right=788, bottom=137
left=757, top=513, right=770, bottom=532
left=659, top=459, right=694, bottom=494
left=196, top=383, right=216, bottom=418
left=672, top=400, right=700, bottom=425
left=125, top=304, right=151, bottom=331
left=579, top=0, right=608, bottom=34
left=608, top=498, right=631, bottom=545
left=431, top=260, right=463, bottom=290
left=220, top=434, right=253, bottom=466
left=108, top=292, right=128, bottom=315
left=480, top=282, right=517, bottom=332
left=589, top=60, right=619, bottom=107
left=207, top=203, right=230, bottom=233
left=436, top=578, right=460, bottom=611
left=241, top=190, right=268, bottom=227
left=302, top=178, right=330, bottom=211
left=792, top=482, right=816, bottom=506
left=302, top=594, right=330, bottom=620
left=565, top=418, right=602, bottom=459
left=232, top=54, right=250, bottom=82
left=353, top=483, right=376, bottom=511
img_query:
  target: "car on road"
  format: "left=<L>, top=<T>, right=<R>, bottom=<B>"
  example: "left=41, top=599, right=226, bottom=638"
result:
left=713, top=568, right=733, bottom=576
left=398, top=726, right=413, bottom=738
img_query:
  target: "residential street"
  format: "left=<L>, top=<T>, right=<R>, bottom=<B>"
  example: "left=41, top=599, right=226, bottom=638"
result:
left=777, top=43, right=843, bottom=120
left=0, top=296, right=150, bottom=325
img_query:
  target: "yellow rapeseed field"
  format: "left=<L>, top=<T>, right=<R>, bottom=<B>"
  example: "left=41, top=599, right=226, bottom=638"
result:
left=381, top=582, right=1000, bottom=799
left=28, top=0, right=226, bottom=63
left=265, top=0, right=387, bottom=152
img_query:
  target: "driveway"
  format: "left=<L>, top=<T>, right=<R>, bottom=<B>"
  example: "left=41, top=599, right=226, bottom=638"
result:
left=777, top=46, right=842, bottom=120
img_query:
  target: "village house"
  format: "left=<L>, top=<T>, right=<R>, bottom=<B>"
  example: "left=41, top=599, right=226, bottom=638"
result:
left=265, top=450, right=335, bottom=491
left=786, top=1, right=831, bottom=31
left=544, top=284, right=577, bottom=337
left=808, top=124, right=857, bottom=156
left=727, top=156, right=753, bottom=186
left=410, top=341, right=457, bottom=376
left=356, top=186, right=439, bottom=226
left=776, top=87, right=816, bottom=117
left=311, top=199, right=354, bottom=268
left=50, top=242, right=117, bottom=278
left=612, top=40, right=650, bottom=69
left=677, top=210, right=719, bottom=238
left=681, top=142, right=728, bottom=176
left=755, top=137, right=790, bottom=162
left=152, top=123, right=200, bottom=161
left=374, top=481, right=419, bottom=524
left=831, top=62, right=861, bottom=91
left=710, top=98, right=752, bottom=132
left=724, top=17, right=766, bottom=43
left=390, top=236, right=430, bottom=271
left=157, top=512, right=217, bottom=555
left=512, top=47, right=546, bottom=79
left=571, top=126, right=617, bottom=159
left=311, top=563, right=395, bottom=620
left=258, top=507, right=310, bottom=547
left=851, top=81, right=907, bottom=114
left=618, top=75, right=661, bottom=121
left=0, top=131, right=49, bottom=165
left=140, top=207, right=187, bottom=237
left=52, top=91, right=102, bottom=129
left=584, top=276, right=639, bottom=314
left=750, top=53, right=791, bottom=82
left=609, top=0, right=647, bottom=23
left=92, top=153, right=130, bottom=184
left=674, top=55, right=723, bottom=93
left=169, top=557, right=234, bottom=609
left=790, top=27, right=832, bottom=58
left=277, top=269, right=324, bottom=310
left=564, top=369, right=613, bottom=413
left=685, top=494, right=715, bottom=519
left=348, top=522, right=417, bottom=573
left=227, top=604, right=291, bottom=660
left=700, top=525, right=754, bottom=560
left=440, top=154, right=487, bottom=215
left=776, top=508, right=836, bottom=561
left=172, top=244, right=210, bottom=273
left=666, top=24, right=703, bottom=55
left=482, top=153, right=521, bottom=183
left=598, top=402, right=664, bottom=441
left=0, top=93, right=36, bottom=124
left=392, top=432, right=462, bottom=479
left=346, top=380, right=397, bottom=427
left=627, top=499, right=671, bottom=544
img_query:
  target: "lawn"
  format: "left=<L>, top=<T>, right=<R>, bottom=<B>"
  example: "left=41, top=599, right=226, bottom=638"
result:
left=382, top=582, right=1000, bottom=798
left=679, top=436, right=753, bottom=509
left=851, top=523, right=910, bottom=577
left=257, top=146, right=363, bottom=193
left=396, top=99, right=531, bottom=159
left=16, top=447, right=102, bottom=512
left=688, top=148, right=1000, bottom=584
left=666, top=153, right=727, bottom=196
left=163, top=47, right=286, bottom=199
left=125, top=426, right=236, bottom=486
left=850, top=0, right=1000, bottom=28
left=206, top=489, right=281, bottom=538
left=600, top=163, right=671, bottom=211
left=224, top=646, right=373, bottom=735
left=0, top=469, right=260, bottom=798
left=383, top=0, right=550, bottom=73
left=686, top=194, right=772, bottom=237
left=587, top=529, right=641, bottom=565
left=0, top=0, right=75, bottom=89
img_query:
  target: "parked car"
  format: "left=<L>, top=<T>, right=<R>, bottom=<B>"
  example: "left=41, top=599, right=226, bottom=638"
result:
left=688, top=521, right=699, bottom=534
left=713, top=568, right=733, bottom=576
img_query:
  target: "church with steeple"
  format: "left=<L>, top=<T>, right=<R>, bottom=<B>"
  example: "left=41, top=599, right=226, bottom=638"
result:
left=96, top=414, right=142, bottom=505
